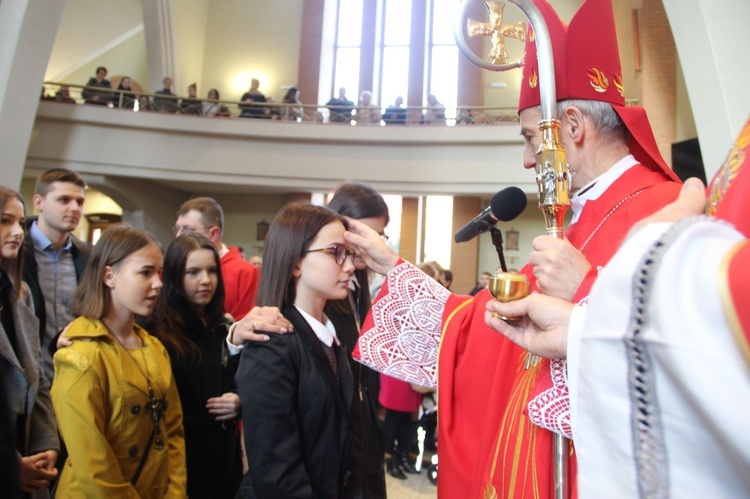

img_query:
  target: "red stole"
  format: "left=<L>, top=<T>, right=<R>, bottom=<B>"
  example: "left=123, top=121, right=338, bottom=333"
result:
left=527, top=165, right=681, bottom=428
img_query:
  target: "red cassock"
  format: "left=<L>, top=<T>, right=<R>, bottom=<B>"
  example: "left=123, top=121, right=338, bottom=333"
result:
left=355, top=163, right=680, bottom=498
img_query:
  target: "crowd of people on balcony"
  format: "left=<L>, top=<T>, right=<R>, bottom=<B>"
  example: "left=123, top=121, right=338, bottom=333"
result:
left=40, top=65, right=506, bottom=125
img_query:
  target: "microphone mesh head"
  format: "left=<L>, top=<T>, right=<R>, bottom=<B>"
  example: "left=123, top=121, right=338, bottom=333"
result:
left=490, top=186, right=528, bottom=221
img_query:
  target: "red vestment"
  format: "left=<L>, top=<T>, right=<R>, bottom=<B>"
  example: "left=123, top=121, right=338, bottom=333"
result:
left=355, top=164, right=680, bottom=498
left=220, top=246, right=259, bottom=320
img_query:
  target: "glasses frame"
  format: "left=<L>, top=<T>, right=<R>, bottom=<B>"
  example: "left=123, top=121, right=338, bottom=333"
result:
left=304, top=243, right=355, bottom=266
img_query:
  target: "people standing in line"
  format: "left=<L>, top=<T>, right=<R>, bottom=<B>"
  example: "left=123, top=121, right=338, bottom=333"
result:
left=239, top=79, right=267, bottom=119
left=153, top=76, right=177, bottom=112
left=326, top=87, right=355, bottom=123
left=383, top=96, right=407, bottom=125
left=22, top=168, right=91, bottom=383
left=0, top=186, right=60, bottom=495
left=81, top=66, right=112, bottom=105
left=115, top=76, right=137, bottom=109
left=236, top=203, right=357, bottom=498
left=180, top=83, right=202, bottom=115
left=148, top=234, right=242, bottom=498
left=174, top=197, right=260, bottom=320
left=51, top=226, right=186, bottom=497
left=379, top=374, right=422, bottom=479
left=354, top=91, right=381, bottom=125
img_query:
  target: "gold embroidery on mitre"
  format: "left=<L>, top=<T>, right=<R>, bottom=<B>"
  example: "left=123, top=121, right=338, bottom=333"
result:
left=613, top=74, right=625, bottom=97
left=529, top=70, right=538, bottom=89
left=587, top=68, right=609, bottom=93
left=484, top=483, right=498, bottom=499
left=707, top=122, right=750, bottom=215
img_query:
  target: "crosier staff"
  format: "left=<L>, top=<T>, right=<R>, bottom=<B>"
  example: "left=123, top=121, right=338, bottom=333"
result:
left=454, top=2, right=571, bottom=498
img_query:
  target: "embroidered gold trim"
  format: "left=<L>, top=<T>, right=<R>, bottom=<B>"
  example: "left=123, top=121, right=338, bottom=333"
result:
left=718, top=241, right=750, bottom=367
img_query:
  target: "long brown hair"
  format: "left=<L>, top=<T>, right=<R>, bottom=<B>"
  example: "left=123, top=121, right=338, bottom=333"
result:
left=152, top=233, right=225, bottom=359
left=0, top=186, right=26, bottom=300
left=74, top=226, right=160, bottom=318
left=258, top=203, right=346, bottom=309
left=326, top=181, right=390, bottom=314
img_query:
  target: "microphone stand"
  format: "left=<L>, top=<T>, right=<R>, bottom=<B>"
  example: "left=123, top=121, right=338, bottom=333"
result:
left=490, top=226, right=508, bottom=272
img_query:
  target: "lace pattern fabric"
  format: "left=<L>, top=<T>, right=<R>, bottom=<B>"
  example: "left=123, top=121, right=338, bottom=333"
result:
left=356, top=261, right=449, bottom=387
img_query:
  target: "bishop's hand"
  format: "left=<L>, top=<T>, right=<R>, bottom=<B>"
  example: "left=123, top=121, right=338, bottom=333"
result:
left=528, top=236, right=591, bottom=301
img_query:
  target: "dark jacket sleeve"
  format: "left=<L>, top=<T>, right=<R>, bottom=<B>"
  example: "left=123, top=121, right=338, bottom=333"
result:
left=237, top=335, right=314, bottom=498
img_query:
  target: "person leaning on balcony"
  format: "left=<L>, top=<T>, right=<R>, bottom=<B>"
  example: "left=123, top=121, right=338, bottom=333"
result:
left=281, top=86, right=304, bottom=121
left=239, top=78, right=267, bottom=119
left=203, top=88, right=230, bottom=117
left=326, top=87, right=355, bottom=123
left=153, top=76, right=178, bottom=112
left=115, top=76, right=137, bottom=109
left=82, top=66, right=113, bottom=105
left=354, top=91, right=381, bottom=125
left=180, top=83, right=202, bottom=115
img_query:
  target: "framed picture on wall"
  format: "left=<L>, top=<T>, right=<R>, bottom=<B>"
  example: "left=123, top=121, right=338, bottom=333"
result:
left=256, top=220, right=269, bottom=241
left=505, top=228, right=519, bottom=251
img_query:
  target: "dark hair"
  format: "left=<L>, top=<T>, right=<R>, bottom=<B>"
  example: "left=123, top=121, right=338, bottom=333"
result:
left=258, top=203, right=346, bottom=309
left=74, top=226, right=160, bottom=318
left=208, top=88, right=220, bottom=99
left=35, top=168, right=86, bottom=197
left=326, top=181, right=390, bottom=313
left=96, top=66, right=107, bottom=74
left=282, top=87, right=300, bottom=103
left=0, top=187, right=25, bottom=299
left=152, top=233, right=225, bottom=360
left=327, top=181, right=390, bottom=225
left=177, top=197, right=224, bottom=234
left=117, top=77, right=132, bottom=90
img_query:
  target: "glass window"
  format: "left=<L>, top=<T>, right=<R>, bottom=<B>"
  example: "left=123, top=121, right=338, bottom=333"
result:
left=384, top=0, right=412, bottom=46
left=334, top=47, right=361, bottom=104
left=381, top=46, right=409, bottom=109
left=337, top=0, right=364, bottom=47
left=423, top=195, right=453, bottom=269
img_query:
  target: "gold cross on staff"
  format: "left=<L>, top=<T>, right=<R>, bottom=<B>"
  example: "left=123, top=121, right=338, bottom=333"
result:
left=467, top=2, right=526, bottom=65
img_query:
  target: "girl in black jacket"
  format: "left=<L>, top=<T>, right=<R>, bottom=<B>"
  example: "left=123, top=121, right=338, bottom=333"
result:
left=150, top=233, right=242, bottom=498
left=237, top=203, right=357, bottom=498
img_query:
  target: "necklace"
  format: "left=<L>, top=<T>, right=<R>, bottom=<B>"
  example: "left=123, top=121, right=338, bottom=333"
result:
left=104, top=322, right=167, bottom=443
left=579, top=189, right=646, bottom=252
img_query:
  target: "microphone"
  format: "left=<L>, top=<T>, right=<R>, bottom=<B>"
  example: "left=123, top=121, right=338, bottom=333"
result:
left=453, top=186, right=527, bottom=243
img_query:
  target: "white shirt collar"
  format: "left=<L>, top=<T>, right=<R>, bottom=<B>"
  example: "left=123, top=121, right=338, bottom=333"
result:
left=295, top=306, right=340, bottom=347
left=570, top=154, right=637, bottom=224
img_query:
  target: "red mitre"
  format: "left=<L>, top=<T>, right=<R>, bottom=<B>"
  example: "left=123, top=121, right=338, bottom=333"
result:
left=518, top=0, right=680, bottom=182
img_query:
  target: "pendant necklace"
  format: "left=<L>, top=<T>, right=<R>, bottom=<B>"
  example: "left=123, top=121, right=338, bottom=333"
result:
left=105, top=322, right=168, bottom=448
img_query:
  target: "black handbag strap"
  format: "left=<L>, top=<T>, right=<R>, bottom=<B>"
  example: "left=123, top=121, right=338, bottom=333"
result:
left=130, top=426, right=156, bottom=486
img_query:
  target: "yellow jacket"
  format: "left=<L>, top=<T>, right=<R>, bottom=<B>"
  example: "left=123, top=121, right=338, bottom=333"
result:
left=51, top=317, right=187, bottom=498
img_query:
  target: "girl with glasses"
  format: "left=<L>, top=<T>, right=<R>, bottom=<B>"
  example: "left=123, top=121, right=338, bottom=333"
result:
left=51, top=226, right=186, bottom=497
left=147, top=233, right=243, bottom=498
left=236, top=203, right=356, bottom=498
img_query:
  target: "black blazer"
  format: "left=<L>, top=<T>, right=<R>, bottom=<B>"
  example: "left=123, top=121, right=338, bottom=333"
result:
left=237, top=306, right=354, bottom=498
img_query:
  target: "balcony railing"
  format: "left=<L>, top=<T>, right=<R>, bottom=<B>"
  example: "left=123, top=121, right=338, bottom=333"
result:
left=42, top=82, right=522, bottom=126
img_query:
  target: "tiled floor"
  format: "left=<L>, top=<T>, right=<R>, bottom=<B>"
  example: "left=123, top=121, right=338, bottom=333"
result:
left=385, top=453, right=437, bottom=499
left=385, top=470, right=437, bottom=499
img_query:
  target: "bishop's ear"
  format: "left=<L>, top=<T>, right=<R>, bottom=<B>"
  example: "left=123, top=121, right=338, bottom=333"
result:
left=561, top=105, right=586, bottom=145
